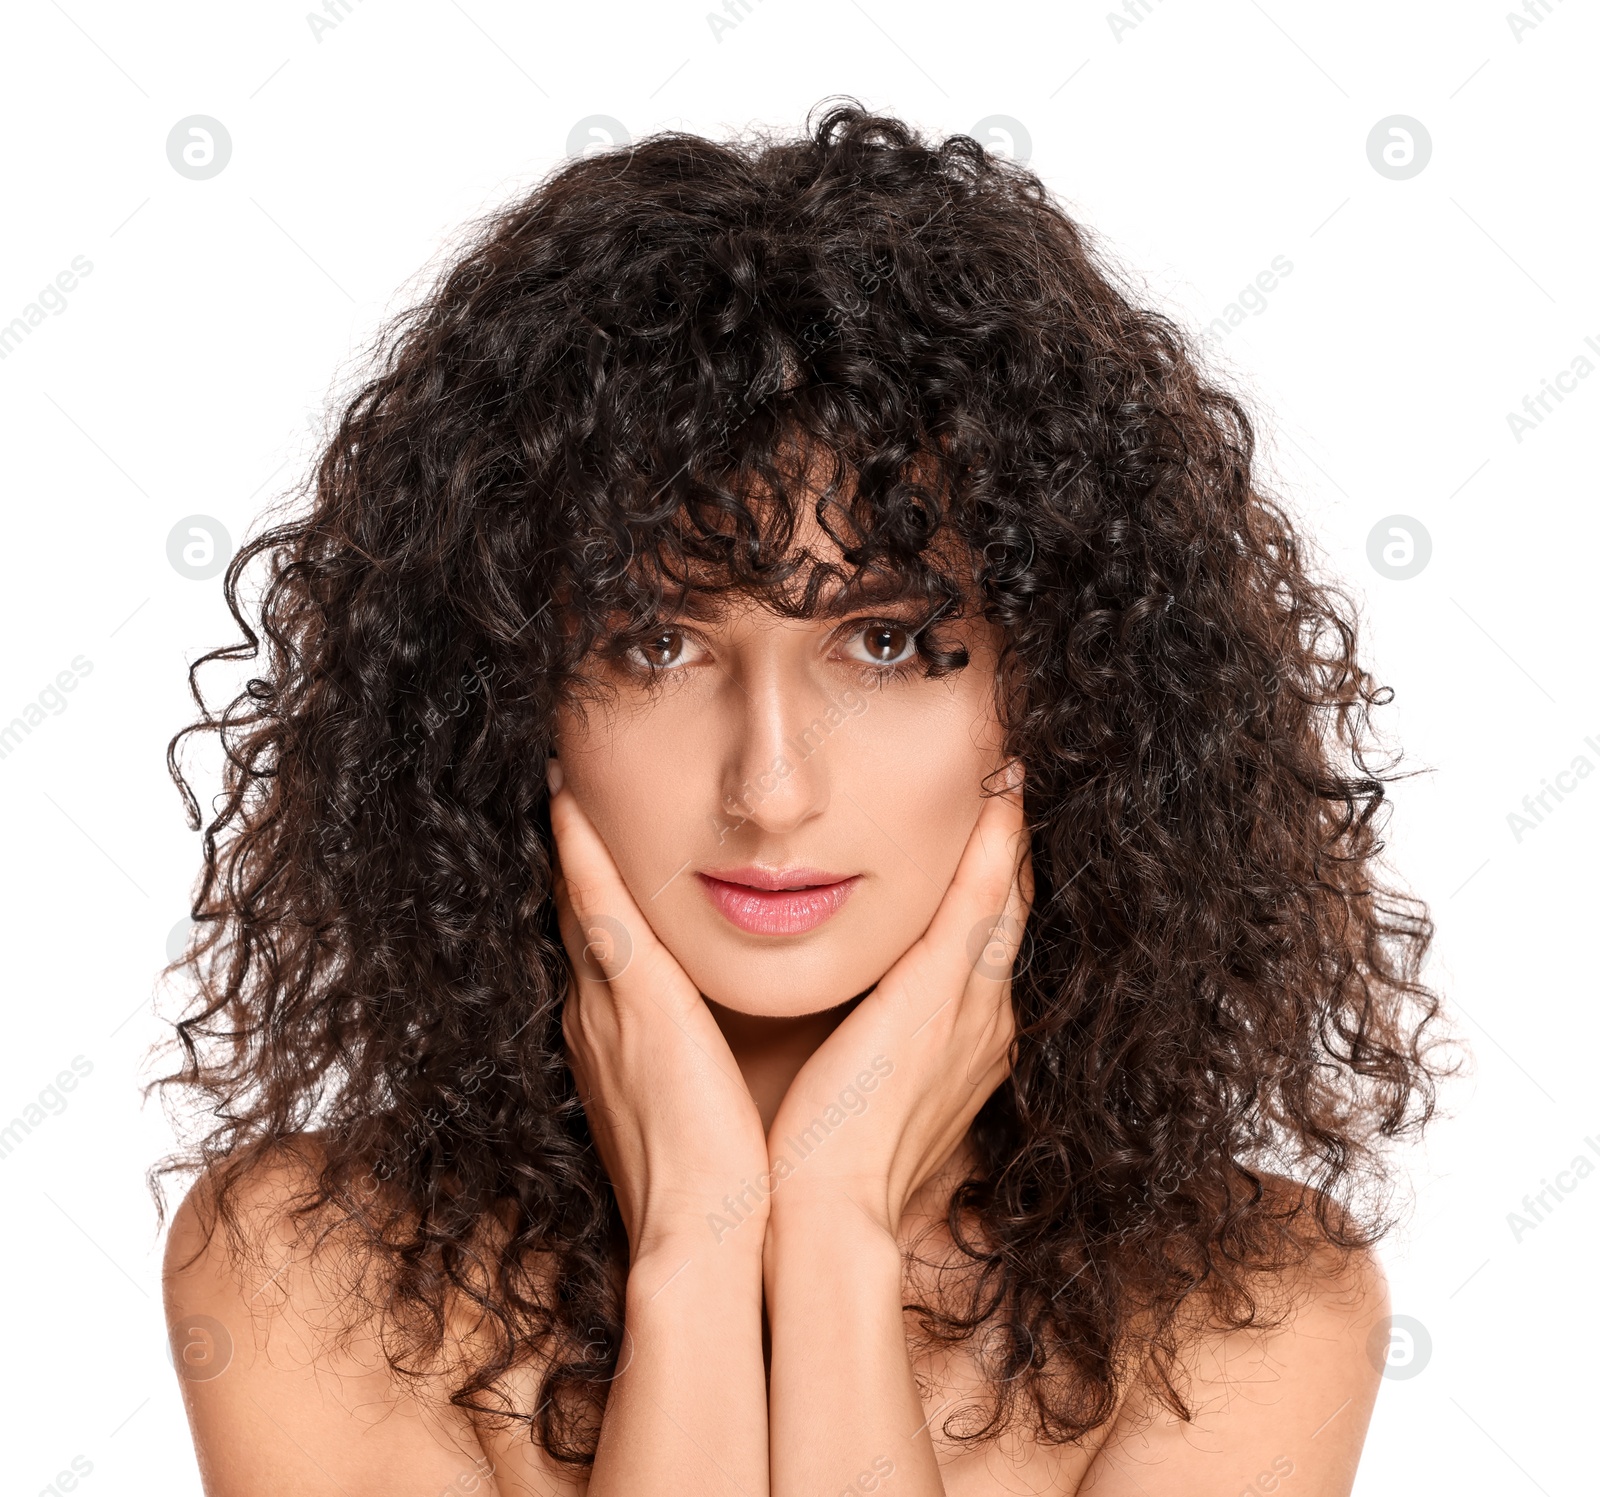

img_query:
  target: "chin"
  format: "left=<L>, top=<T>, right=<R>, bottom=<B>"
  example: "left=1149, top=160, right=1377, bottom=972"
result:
left=665, top=923, right=899, bottom=1019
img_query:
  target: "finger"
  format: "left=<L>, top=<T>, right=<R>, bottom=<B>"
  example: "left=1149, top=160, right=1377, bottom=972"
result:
left=546, top=768, right=651, bottom=984
left=923, top=765, right=1030, bottom=977
left=869, top=771, right=1027, bottom=1049
left=957, top=848, right=1028, bottom=1080
left=547, top=771, right=720, bottom=1054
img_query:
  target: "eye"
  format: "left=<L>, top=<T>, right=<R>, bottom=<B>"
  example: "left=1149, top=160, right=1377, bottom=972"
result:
left=841, top=619, right=918, bottom=668
left=622, top=627, right=704, bottom=671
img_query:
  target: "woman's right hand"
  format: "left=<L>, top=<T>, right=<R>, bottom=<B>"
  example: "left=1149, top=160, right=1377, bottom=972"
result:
left=547, top=762, right=771, bottom=1265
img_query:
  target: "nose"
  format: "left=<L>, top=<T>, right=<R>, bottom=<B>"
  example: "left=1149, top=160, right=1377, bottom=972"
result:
left=718, top=663, right=834, bottom=835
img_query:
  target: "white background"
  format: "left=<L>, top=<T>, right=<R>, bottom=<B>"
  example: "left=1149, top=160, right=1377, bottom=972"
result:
left=1, top=1, right=1595, bottom=1492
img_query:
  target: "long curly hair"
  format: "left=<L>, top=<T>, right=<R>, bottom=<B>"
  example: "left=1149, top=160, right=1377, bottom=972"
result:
left=151, top=99, right=1458, bottom=1462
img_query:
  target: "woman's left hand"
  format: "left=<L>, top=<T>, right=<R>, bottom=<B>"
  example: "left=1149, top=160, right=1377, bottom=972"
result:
left=763, top=767, right=1033, bottom=1240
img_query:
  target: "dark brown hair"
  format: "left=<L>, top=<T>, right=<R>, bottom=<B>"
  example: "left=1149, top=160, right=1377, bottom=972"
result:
left=152, top=98, right=1457, bottom=1462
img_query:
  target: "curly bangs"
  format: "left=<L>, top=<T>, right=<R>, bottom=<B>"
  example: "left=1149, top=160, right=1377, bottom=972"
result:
left=152, top=98, right=1455, bottom=1463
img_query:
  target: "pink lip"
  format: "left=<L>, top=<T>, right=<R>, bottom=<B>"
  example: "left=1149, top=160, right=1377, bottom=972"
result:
left=695, top=866, right=861, bottom=936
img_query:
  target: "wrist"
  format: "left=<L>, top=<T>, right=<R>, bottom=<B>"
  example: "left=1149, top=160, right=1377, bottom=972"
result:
left=628, top=1232, right=765, bottom=1303
left=631, top=1204, right=770, bottom=1278
left=768, top=1174, right=895, bottom=1238
left=764, top=1190, right=900, bottom=1272
left=763, top=1203, right=902, bottom=1319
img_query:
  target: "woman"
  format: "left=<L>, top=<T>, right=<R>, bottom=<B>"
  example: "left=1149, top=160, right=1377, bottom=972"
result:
left=155, top=100, right=1452, bottom=1495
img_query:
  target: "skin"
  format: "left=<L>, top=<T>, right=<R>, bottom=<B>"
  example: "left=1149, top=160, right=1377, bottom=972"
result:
left=161, top=527, right=1392, bottom=1496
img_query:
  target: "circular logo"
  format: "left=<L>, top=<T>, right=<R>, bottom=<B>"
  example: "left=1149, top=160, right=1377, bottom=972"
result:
left=166, top=116, right=232, bottom=180
left=166, top=515, right=233, bottom=580
left=166, top=916, right=195, bottom=966
left=966, top=912, right=1028, bottom=981
left=346, top=1167, right=387, bottom=1204
left=576, top=913, right=634, bottom=981
left=567, top=116, right=630, bottom=159
left=1366, top=514, right=1432, bottom=580
left=582, top=1322, right=636, bottom=1379
left=167, top=1312, right=234, bottom=1381
left=1366, top=1314, right=1431, bottom=1379
left=1366, top=116, right=1431, bottom=180
left=976, top=1320, right=1035, bottom=1383
left=970, top=115, right=1032, bottom=164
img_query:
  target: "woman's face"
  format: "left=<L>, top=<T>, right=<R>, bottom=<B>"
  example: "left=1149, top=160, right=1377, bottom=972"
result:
left=552, top=533, right=1010, bottom=1018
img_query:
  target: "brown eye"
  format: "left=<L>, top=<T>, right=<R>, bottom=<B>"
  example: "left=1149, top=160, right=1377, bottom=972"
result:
left=845, top=621, right=916, bottom=667
left=636, top=631, right=682, bottom=668
left=622, top=628, right=703, bottom=671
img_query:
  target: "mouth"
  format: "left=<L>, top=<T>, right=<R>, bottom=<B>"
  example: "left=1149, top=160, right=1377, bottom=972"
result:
left=695, top=866, right=861, bottom=936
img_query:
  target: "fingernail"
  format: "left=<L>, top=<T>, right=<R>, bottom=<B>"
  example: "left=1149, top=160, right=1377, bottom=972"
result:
left=546, top=758, right=565, bottom=796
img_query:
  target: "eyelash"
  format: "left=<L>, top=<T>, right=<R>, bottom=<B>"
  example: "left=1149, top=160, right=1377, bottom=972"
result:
left=616, top=615, right=930, bottom=681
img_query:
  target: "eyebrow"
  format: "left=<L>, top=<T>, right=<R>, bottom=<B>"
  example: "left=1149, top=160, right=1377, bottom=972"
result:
left=814, top=570, right=940, bottom=617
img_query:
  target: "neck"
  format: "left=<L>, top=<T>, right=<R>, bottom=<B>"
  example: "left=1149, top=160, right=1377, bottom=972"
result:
left=705, top=994, right=859, bottom=1133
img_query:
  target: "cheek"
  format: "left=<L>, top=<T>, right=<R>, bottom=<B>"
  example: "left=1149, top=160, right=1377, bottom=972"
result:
left=836, top=684, right=1003, bottom=909
left=553, top=700, right=721, bottom=899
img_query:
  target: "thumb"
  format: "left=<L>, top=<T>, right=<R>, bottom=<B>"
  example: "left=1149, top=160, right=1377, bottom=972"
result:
left=924, top=770, right=1029, bottom=974
left=547, top=764, right=644, bottom=984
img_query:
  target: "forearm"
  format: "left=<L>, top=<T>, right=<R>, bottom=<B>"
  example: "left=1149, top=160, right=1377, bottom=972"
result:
left=765, top=1201, right=941, bottom=1497
left=588, top=1235, right=769, bottom=1496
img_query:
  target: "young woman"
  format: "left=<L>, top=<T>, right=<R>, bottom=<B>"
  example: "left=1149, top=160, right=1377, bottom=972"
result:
left=154, top=101, right=1452, bottom=1496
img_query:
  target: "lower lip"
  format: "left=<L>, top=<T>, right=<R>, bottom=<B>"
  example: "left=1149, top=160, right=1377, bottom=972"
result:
left=695, top=874, right=861, bottom=935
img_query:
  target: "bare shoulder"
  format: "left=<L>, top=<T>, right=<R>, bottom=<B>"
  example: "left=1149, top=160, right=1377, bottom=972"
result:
left=163, top=1133, right=584, bottom=1496
left=1076, top=1176, right=1392, bottom=1497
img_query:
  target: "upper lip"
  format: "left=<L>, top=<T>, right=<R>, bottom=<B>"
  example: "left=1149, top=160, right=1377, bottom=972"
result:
left=698, top=865, right=854, bottom=891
